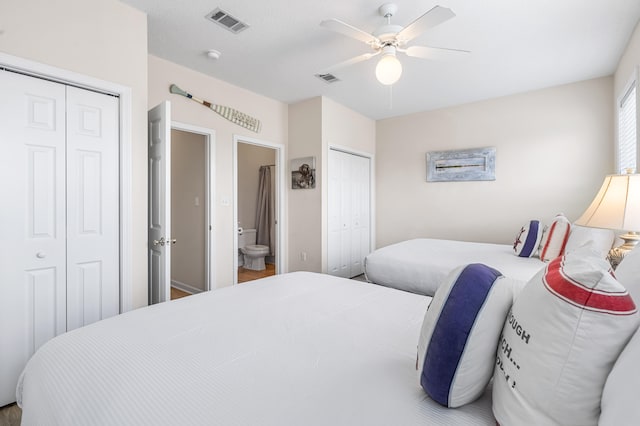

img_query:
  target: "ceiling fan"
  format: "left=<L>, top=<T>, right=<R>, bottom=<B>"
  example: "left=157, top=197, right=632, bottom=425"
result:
left=319, top=3, right=469, bottom=85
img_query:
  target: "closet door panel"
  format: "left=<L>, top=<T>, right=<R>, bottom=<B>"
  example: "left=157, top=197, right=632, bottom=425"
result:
left=328, top=149, right=371, bottom=279
left=328, top=149, right=342, bottom=276
left=66, top=86, right=120, bottom=330
left=0, top=70, right=67, bottom=406
left=349, top=154, right=370, bottom=277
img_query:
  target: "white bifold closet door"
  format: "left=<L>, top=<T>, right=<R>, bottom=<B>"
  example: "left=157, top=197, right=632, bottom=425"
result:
left=0, top=70, right=119, bottom=406
left=328, top=148, right=371, bottom=278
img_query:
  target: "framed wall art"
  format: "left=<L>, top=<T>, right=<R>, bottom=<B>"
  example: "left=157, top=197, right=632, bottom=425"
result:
left=291, top=156, right=316, bottom=189
left=426, top=147, right=496, bottom=182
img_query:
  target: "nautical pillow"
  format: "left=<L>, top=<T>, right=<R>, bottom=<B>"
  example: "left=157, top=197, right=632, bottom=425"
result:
left=564, top=224, right=615, bottom=259
left=538, top=213, right=571, bottom=261
left=513, top=220, right=543, bottom=258
left=417, top=263, right=517, bottom=408
left=599, top=327, right=640, bottom=426
left=492, top=245, right=639, bottom=426
left=614, top=246, right=640, bottom=303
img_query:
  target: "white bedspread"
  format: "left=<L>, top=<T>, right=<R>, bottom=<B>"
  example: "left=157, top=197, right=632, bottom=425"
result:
left=17, top=272, right=495, bottom=426
left=365, top=238, right=545, bottom=296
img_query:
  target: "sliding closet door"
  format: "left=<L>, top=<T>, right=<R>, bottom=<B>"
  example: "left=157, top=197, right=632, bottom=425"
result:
left=0, top=70, right=67, bottom=406
left=328, top=149, right=371, bottom=278
left=66, top=86, right=120, bottom=330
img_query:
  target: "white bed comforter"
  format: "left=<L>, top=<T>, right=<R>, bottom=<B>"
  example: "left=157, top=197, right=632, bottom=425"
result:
left=17, top=272, right=495, bottom=425
left=365, top=238, right=545, bottom=296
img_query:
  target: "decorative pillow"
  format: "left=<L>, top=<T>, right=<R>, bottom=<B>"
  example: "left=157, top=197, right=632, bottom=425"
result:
left=492, top=245, right=639, bottom=426
left=614, top=246, right=640, bottom=303
left=538, top=213, right=571, bottom=261
left=599, top=326, right=640, bottom=426
left=564, top=224, right=615, bottom=259
left=417, top=263, right=518, bottom=408
left=513, top=220, right=543, bottom=258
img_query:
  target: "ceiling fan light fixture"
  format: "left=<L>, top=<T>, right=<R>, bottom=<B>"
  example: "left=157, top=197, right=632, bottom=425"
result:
left=375, top=47, right=402, bottom=85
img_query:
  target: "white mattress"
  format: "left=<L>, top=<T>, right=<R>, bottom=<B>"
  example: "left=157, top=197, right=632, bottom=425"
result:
left=365, top=238, right=545, bottom=296
left=17, top=272, right=495, bottom=426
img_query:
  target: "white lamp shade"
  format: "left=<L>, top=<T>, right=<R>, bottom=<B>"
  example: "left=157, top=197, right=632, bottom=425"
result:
left=575, top=174, right=640, bottom=231
left=375, top=54, right=402, bottom=85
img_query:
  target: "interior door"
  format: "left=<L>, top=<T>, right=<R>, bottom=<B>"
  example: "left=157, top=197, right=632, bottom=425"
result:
left=0, top=70, right=67, bottom=406
left=350, top=154, right=371, bottom=277
left=328, top=149, right=371, bottom=278
left=66, top=86, right=120, bottom=330
left=148, top=101, right=172, bottom=304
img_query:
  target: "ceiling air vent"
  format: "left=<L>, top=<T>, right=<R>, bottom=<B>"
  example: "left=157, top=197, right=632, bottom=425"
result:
left=315, top=73, right=340, bottom=84
left=206, top=8, right=249, bottom=34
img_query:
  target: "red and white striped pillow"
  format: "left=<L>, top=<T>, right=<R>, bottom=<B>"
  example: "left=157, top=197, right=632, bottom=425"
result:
left=539, top=213, right=571, bottom=261
left=492, top=245, right=639, bottom=425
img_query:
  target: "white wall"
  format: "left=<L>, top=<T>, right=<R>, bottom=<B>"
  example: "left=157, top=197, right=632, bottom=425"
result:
left=376, top=77, right=614, bottom=248
left=288, top=98, right=323, bottom=272
left=615, top=21, right=640, bottom=100
left=148, top=55, right=288, bottom=288
left=171, top=130, right=206, bottom=292
left=0, top=0, right=149, bottom=308
left=288, top=96, right=376, bottom=272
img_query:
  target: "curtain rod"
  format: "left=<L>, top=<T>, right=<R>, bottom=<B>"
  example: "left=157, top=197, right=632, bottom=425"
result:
left=262, top=164, right=275, bottom=167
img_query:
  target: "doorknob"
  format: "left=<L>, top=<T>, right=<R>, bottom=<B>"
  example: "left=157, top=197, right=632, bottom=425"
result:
left=153, top=237, right=166, bottom=246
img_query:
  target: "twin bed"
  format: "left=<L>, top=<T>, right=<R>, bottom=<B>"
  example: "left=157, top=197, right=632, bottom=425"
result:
left=364, top=238, right=545, bottom=296
left=17, top=271, right=496, bottom=425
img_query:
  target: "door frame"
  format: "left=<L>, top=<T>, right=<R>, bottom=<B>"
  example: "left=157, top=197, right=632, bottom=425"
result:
left=233, top=135, right=286, bottom=284
left=171, top=121, right=217, bottom=291
left=0, top=52, right=134, bottom=312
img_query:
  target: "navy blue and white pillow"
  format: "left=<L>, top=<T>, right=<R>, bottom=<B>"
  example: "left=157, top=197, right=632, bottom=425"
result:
left=417, top=263, right=518, bottom=407
left=513, top=220, right=543, bottom=258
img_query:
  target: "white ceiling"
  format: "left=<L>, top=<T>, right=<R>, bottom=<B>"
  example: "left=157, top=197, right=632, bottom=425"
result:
left=121, top=0, right=640, bottom=120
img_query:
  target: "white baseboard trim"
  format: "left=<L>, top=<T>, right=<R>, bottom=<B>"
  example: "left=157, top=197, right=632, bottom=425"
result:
left=171, top=280, right=204, bottom=295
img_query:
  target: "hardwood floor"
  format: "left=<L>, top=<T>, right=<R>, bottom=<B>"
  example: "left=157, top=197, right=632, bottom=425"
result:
left=238, top=263, right=276, bottom=283
left=171, top=287, right=191, bottom=300
left=0, top=403, right=21, bottom=426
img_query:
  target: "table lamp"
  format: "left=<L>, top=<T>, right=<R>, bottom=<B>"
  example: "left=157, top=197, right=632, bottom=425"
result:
left=575, top=172, right=640, bottom=269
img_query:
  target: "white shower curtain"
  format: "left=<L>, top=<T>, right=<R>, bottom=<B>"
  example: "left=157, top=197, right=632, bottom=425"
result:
left=255, top=165, right=274, bottom=255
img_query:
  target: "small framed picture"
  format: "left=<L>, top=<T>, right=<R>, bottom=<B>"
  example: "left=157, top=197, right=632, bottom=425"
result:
left=291, top=156, right=316, bottom=189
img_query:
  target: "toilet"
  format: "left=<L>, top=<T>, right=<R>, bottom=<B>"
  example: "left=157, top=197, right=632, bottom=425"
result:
left=238, top=228, right=270, bottom=271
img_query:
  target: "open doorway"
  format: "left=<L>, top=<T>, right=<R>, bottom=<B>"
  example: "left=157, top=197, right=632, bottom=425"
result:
left=170, top=123, right=215, bottom=299
left=233, top=136, right=285, bottom=284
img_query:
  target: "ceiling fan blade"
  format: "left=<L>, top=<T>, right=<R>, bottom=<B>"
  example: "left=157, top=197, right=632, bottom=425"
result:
left=318, top=52, right=380, bottom=74
left=403, top=45, right=470, bottom=60
left=320, top=18, right=379, bottom=45
left=397, top=6, right=456, bottom=43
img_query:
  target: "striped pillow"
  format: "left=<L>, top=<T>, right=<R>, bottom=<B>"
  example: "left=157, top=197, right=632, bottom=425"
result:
left=539, top=213, right=571, bottom=261
left=417, top=264, right=518, bottom=407
left=513, top=220, right=543, bottom=258
left=492, top=245, right=639, bottom=425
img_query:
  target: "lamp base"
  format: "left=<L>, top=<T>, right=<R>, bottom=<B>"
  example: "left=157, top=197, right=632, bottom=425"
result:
left=607, top=232, right=640, bottom=270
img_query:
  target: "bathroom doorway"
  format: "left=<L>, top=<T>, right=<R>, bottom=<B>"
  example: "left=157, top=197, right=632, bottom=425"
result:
left=233, top=136, right=285, bottom=284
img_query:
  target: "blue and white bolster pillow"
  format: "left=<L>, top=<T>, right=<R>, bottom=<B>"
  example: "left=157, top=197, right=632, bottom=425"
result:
left=513, top=220, right=543, bottom=258
left=417, top=263, right=517, bottom=408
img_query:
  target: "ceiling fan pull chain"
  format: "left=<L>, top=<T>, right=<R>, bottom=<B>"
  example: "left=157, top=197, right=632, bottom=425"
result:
left=388, top=85, right=393, bottom=110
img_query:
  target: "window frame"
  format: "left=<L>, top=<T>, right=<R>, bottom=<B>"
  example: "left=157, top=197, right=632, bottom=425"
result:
left=616, top=68, right=639, bottom=174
